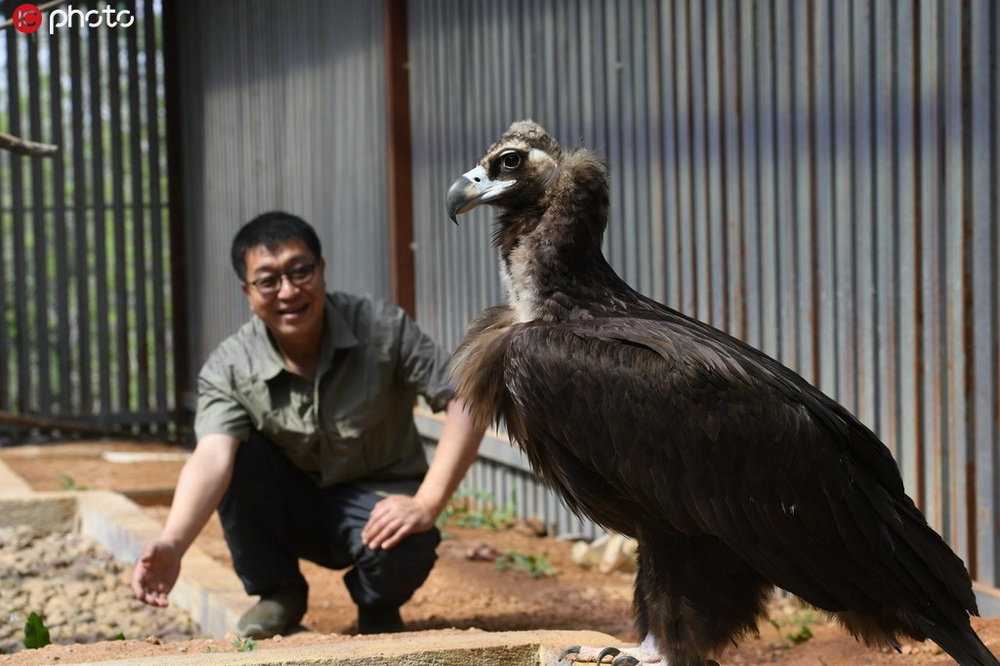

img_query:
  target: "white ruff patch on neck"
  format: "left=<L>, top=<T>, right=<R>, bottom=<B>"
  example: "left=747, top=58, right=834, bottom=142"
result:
left=500, top=248, right=542, bottom=323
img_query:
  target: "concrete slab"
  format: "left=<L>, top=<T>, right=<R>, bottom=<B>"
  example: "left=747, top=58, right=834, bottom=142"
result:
left=73, top=629, right=617, bottom=665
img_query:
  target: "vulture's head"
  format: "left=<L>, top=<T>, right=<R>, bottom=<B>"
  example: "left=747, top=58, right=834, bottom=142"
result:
left=447, top=120, right=566, bottom=224
left=447, top=120, right=610, bottom=257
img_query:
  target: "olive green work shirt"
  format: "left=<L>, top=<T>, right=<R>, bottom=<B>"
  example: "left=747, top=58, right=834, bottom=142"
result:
left=194, top=292, right=456, bottom=494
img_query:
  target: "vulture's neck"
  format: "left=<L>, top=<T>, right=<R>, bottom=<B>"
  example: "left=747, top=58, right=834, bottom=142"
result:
left=495, top=151, right=638, bottom=323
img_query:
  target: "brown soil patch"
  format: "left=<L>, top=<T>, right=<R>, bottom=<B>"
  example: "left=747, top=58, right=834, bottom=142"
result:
left=2, top=441, right=999, bottom=664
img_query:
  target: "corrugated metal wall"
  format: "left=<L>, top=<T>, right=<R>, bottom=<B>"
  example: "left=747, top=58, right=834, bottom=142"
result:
left=173, top=0, right=391, bottom=391
left=407, top=0, right=1000, bottom=590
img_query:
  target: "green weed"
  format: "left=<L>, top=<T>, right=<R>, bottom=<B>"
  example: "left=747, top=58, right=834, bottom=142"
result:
left=23, top=612, right=51, bottom=649
left=495, top=549, right=559, bottom=578
left=56, top=471, right=89, bottom=491
left=232, top=636, right=258, bottom=652
left=438, top=489, right=516, bottom=532
left=766, top=606, right=816, bottom=645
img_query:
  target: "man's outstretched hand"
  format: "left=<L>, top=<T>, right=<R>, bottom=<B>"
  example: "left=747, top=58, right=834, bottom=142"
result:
left=131, top=539, right=182, bottom=607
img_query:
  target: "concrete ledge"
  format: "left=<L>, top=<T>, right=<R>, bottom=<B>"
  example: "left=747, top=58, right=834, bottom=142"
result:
left=0, top=492, right=79, bottom=533
left=77, top=629, right=618, bottom=665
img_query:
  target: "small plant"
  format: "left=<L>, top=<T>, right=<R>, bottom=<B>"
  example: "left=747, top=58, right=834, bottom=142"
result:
left=111, top=632, right=125, bottom=641
left=766, top=605, right=816, bottom=646
left=23, top=612, right=51, bottom=649
left=232, top=636, right=258, bottom=652
left=56, top=471, right=89, bottom=491
left=438, top=489, right=517, bottom=531
left=495, top=549, right=559, bottom=578
left=786, top=624, right=814, bottom=644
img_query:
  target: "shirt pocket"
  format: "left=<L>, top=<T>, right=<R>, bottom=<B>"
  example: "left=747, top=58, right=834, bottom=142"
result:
left=331, top=405, right=381, bottom=440
left=233, top=376, right=273, bottom=430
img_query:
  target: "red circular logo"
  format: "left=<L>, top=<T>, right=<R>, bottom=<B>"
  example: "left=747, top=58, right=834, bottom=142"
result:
left=13, top=4, right=42, bottom=34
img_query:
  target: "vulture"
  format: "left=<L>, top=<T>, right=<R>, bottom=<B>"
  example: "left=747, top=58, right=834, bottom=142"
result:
left=446, top=120, right=997, bottom=666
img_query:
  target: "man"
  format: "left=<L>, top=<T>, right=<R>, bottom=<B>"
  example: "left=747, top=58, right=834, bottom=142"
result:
left=132, top=211, right=485, bottom=638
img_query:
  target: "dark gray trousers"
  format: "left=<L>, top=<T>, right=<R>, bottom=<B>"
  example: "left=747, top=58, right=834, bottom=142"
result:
left=217, top=431, right=440, bottom=612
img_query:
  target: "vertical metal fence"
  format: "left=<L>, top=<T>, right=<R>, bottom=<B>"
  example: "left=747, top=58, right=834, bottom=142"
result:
left=0, top=0, right=173, bottom=434
left=408, top=0, right=1000, bottom=592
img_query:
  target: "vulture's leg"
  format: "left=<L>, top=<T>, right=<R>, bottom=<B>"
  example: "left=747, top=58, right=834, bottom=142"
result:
left=558, top=532, right=767, bottom=665
left=636, top=531, right=770, bottom=665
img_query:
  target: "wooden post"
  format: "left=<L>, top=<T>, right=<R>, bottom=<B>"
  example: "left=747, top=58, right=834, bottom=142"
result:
left=384, top=0, right=416, bottom=317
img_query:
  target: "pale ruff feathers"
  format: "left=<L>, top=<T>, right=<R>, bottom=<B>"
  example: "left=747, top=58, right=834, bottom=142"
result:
left=500, top=244, right=545, bottom=323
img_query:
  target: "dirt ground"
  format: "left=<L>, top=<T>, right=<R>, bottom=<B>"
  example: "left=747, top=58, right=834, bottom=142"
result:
left=1, top=440, right=999, bottom=665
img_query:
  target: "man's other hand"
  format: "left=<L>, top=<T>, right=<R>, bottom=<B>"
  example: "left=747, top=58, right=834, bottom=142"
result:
left=361, top=495, right=435, bottom=551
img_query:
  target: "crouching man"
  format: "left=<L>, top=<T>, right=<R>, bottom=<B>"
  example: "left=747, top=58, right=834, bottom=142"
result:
left=132, top=211, right=484, bottom=638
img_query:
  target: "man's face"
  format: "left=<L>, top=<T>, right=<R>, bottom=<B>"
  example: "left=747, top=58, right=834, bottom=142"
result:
left=240, top=240, right=326, bottom=342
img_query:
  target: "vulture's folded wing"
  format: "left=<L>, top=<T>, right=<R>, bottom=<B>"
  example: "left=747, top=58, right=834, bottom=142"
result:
left=500, top=318, right=978, bottom=623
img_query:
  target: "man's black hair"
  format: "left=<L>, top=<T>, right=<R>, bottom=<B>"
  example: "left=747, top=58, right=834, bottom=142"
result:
left=231, top=211, right=323, bottom=280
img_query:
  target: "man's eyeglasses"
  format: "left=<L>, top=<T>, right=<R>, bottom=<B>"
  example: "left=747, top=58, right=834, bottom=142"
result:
left=247, top=263, right=318, bottom=295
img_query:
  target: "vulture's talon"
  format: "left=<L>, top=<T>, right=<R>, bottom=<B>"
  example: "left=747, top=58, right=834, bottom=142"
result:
left=610, top=657, right=641, bottom=666
left=596, top=646, right=621, bottom=663
left=559, top=645, right=581, bottom=662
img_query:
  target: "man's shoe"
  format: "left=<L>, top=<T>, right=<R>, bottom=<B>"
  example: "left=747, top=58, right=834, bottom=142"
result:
left=237, top=590, right=307, bottom=639
left=357, top=606, right=404, bottom=634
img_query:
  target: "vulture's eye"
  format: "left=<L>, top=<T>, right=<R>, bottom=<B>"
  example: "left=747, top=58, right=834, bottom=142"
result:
left=499, top=151, right=522, bottom=172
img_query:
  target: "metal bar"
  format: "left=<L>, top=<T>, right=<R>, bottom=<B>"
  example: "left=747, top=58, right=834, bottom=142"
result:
left=7, top=33, right=30, bottom=413
left=87, top=17, right=111, bottom=414
left=108, top=24, right=130, bottom=415
left=125, top=1, right=150, bottom=417
left=69, top=22, right=92, bottom=416
left=30, top=29, right=50, bottom=408
left=49, top=23, right=70, bottom=416
left=145, top=0, right=168, bottom=417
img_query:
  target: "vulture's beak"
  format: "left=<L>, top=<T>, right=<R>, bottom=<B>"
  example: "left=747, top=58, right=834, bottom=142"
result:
left=447, top=165, right=513, bottom=224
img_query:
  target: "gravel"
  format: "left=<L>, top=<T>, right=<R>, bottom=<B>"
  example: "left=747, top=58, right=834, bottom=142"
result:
left=0, top=526, right=203, bottom=655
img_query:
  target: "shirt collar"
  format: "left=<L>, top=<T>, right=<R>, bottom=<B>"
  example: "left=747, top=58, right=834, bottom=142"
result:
left=250, top=293, right=359, bottom=381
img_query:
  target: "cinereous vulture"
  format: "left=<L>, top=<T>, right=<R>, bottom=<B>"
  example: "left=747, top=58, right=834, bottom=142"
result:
left=446, top=120, right=997, bottom=666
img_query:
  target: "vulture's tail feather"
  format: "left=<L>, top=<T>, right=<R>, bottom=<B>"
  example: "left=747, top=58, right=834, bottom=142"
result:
left=911, top=616, right=997, bottom=666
